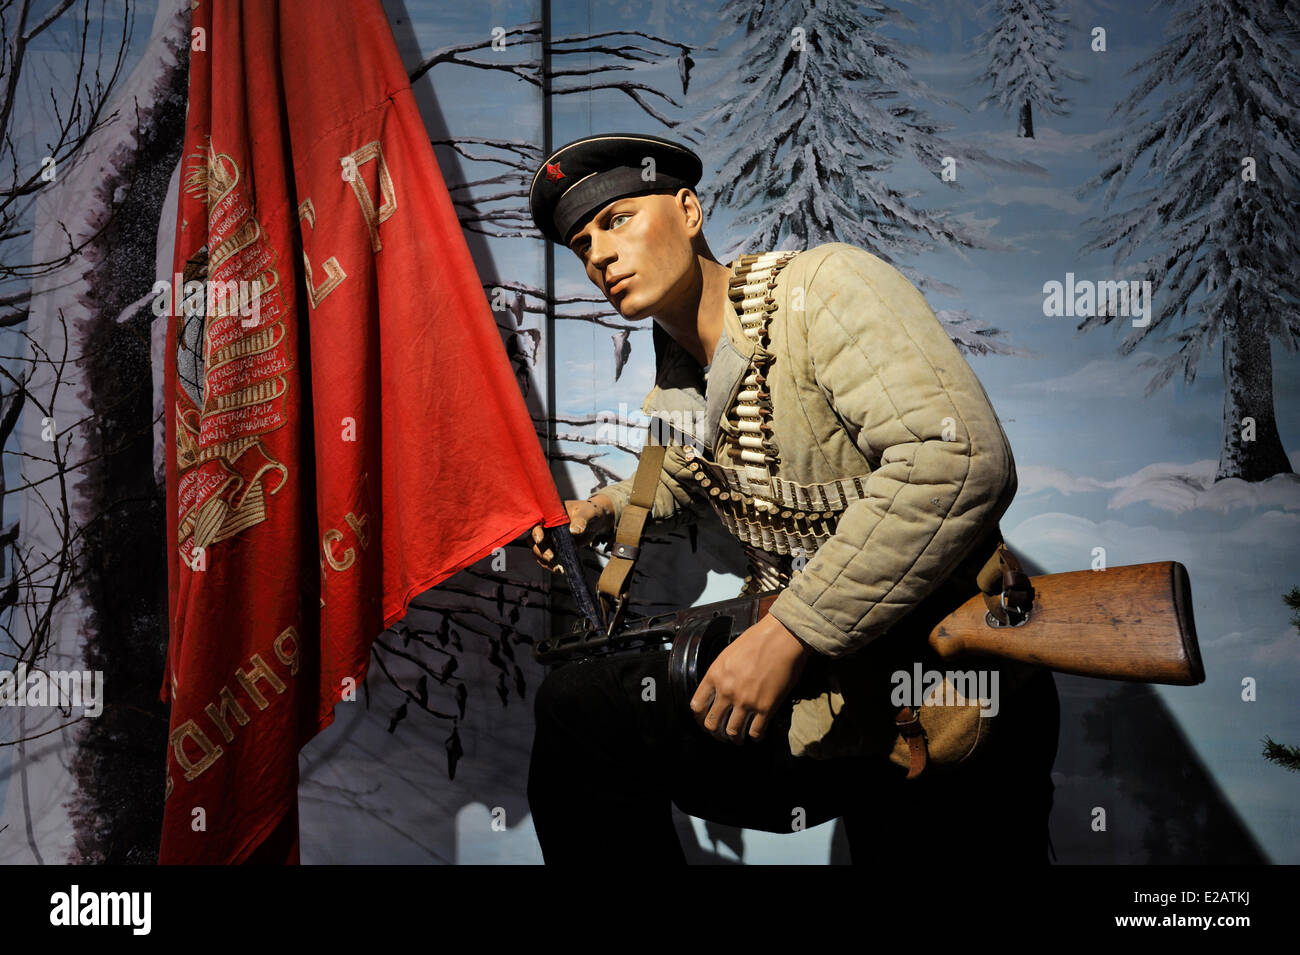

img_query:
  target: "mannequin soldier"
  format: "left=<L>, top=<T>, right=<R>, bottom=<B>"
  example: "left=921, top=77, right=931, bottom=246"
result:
left=526, top=133, right=1059, bottom=864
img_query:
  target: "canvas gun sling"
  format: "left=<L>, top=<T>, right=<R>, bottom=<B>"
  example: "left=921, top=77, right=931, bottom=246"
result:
left=595, top=442, right=666, bottom=632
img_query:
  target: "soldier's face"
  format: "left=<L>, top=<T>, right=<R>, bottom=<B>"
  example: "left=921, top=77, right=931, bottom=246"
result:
left=567, top=191, right=700, bottom=321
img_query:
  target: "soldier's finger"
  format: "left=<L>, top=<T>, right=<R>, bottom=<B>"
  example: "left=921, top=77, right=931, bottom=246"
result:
left=531, top=541, right=556, bottom=570
left=704, top=697, right=733, bottom=737
left=724, top=707, right=752, bottom=745
left=747, top=711, right=767, bottom=742
left=689, top=682, right=715, bottom=728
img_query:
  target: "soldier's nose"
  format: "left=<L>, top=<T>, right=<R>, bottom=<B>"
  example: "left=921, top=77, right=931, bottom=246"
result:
left=589, top=236, right=615, bottom=270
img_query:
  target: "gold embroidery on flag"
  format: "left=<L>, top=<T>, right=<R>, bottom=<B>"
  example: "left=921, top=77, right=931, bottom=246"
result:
left=342, top=140, right=397, bottom=252
left=298, top=196, right=347, bottom=307
left=206, top=321, right=285, bottom=371
left=164, top=627, right=302, bottom=795
left=183, top=136, right=238, bottom=210
left=319, top=499, right=373, bottom=611
left=169, top=719, right=223, bottom=782
left=208, top=217, right=260, bottom=271
left=323, top=528, right=356, bottom=572
left=174, top=137, right=294, bottom=570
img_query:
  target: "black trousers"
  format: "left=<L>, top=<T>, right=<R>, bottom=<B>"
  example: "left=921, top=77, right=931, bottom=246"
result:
left=527, top=649, right=1060, bottom=865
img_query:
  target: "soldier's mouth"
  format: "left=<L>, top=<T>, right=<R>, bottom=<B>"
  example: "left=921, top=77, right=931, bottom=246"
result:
left=608, top=275, right=633, bottom=295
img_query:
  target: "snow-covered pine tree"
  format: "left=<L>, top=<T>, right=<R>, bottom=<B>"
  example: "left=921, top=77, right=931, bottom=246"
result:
left=972, top=0, right=1084, bottom=137
left=1075, top=0, right=1299, bottom=482
left=1261, top=585, right=1300, bottom=772
left=688, top=0, right=1031, bottom=304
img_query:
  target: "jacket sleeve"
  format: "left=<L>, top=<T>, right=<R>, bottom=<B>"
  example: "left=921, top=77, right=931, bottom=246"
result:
left=595, top=442, right=712, bottom=534
left=768, top=246, right=1018, bottom=658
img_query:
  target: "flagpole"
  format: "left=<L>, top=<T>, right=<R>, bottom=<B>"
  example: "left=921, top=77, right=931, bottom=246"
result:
left=541, top=0, right=557, bottom=652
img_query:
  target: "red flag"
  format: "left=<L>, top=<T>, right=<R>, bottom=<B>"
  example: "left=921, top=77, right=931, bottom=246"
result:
left=161, top=0, right=566, bottom=863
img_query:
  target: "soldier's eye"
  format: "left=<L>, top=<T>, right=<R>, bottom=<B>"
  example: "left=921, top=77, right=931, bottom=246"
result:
left=610, top=213, right=631, bottom=228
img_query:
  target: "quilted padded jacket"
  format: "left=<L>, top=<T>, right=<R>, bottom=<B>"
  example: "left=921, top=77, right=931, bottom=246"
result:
left=597, top=242, right=1037, bottom=763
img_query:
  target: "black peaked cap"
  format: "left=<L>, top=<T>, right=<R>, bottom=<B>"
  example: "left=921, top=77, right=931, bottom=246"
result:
left=528, top=133, right=703, bottom=247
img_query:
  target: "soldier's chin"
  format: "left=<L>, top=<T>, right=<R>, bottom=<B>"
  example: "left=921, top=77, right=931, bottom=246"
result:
left=615, top=293, right=654, bottom=321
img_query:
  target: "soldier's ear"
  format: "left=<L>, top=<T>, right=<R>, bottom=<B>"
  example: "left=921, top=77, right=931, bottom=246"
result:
left=678, top=188, right=704, bottom=238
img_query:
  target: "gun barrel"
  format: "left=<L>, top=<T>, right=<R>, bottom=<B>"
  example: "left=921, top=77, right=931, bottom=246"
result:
left=534, top=618, right=676, bottom=664
left=534, top=593, right=774, bottom=665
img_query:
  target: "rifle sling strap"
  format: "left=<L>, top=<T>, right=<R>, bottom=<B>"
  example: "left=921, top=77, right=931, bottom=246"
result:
left=595, top=443, right=667, bottom=622
left=976, top=537, right=1034, bottom=624
left=895, top=532, right=1032, bottom=779
left=894, top=705, right=928, bottom=779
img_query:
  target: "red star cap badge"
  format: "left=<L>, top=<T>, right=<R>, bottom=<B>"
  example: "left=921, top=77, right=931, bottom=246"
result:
left=545, top=162, right=565, bottom=182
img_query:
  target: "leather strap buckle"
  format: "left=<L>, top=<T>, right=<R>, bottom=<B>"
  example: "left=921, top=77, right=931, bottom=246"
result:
left=895, top=705, right=929, bottom=779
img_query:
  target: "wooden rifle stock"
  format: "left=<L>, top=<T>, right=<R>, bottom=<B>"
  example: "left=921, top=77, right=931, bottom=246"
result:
left=919, top=560, right=1204, bottom=685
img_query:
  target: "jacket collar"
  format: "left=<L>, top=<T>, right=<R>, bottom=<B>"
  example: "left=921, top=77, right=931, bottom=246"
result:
left=639, top=257, right=756, bottom=456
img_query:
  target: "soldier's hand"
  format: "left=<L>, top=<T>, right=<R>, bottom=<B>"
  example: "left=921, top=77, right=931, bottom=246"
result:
left=530, top=495, right=615, bottom=575
left=691, top=613, right=812, bottom=745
